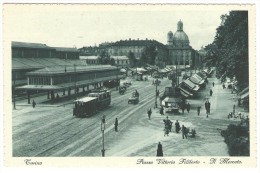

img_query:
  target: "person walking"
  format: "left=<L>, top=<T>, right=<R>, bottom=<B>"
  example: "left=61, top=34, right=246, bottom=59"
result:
left=222, top=83, right=225, bottom=89
left=114, top=118, right=118, bottom=132
left=212, top=82, right=215, bottom=87
left=147, top=108, right=152, bottom=120
left=210, top=89, right=213, bottom=96
left=205, top=100, right=211, bottom=118
left=208, top=101, right=211, bottom=114
left=32, top=100, right=36, bottom=108
left=175, top=120, right=180, bottom=133
left=197, top=106, right=201, bottom=116
left=181, top=104, right=185, bottom=114
left=181, top=125, right=187, bottom=139
left=160, top=106, right=164, bottom=115
left=156, top=142, right=163, bottom=157
left=186, top=102, right=190, bottom=113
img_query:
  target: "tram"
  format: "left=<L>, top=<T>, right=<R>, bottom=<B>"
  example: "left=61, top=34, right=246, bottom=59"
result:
left=73, top=89, right=111, bottom=118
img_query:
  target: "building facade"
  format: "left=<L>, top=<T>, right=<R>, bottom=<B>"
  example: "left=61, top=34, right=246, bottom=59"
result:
left=79, top=39, right=169, bottom=68
left=12, top=41, right=56, bottom=58
left=110, top=56, right=130, bottom=67
left=167, top=21, right=201, bottom=69
left=54, top=47, right=79, bottom=59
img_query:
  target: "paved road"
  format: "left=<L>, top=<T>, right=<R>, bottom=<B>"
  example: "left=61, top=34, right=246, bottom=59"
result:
left=12, top=74, right=247, bottom=157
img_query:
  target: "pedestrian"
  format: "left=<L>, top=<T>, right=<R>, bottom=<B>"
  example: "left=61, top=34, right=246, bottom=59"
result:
left=175, top=120, right=180, bottom=133
left=169, top=120, right=173, bottom=132
left=197, top=106, right=201, bottom=116
left=160, top=106, right=164, bottom=115
left=32, top=100, right=36, bottom=108
left=210, top=89, right=213, bottom=96
left=181, top=104, right=185, bottom=114
left=186, top=102, right=190, bottom=113
left=205, top=100, right=210, bottom=118
left=208, top=101, right=211, bottom=114
left=212, top=82, right=215, bottom=87
left=181, top=125, right=187, bottom=139
left=114, top=118, right=118, bottom=132
left=147, top=108, right=152, bottom=120
left=156, top=142, right=163, bottom=157
left=222, top=83, right=225, bottom=89
left=233, top=105, right=236, bottom=115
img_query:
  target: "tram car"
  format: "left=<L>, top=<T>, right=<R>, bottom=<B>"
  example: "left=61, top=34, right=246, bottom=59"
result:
left=73, top=89, right=111, bottom=118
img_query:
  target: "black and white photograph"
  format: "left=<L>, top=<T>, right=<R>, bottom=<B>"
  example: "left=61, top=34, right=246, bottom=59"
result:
left=1, top=2, right=258, bottom=168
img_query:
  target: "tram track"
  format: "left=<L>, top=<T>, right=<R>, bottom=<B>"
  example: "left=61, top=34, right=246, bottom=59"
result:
left=12, top=78, right=171, bottom=156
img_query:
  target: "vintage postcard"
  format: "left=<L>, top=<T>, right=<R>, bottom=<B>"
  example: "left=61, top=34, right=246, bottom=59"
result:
left=2, top=2, right=258, bottom=168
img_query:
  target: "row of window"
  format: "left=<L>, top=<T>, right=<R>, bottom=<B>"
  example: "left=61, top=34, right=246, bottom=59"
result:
left=28, top=70, right=119, bottom=85
left=29, top=76, right=51, bottom=85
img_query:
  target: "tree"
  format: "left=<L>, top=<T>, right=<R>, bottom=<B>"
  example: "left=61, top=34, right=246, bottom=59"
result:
left=139, top=45, right=158, bottom=66
left=98, top=50, right=111, bottom=65
left=204, top=11, right=248, bottom=88
left=128, top=51, right=137, bottom=67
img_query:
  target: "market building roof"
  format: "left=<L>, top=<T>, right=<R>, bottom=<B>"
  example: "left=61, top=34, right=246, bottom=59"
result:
left=26, top=65, right=117, bottom=75
left=54, top=47, right=79, bottom=52
left=12, top=41, right=55, bottom=50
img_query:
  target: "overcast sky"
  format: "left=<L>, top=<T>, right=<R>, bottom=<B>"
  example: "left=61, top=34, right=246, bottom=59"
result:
left=4, top=4, right=231, bottom=50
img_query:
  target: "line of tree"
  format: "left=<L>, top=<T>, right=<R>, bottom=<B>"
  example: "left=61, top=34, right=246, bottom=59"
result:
left=97, top=51, right=115, bottom=65
left=204, top=11, right=249, bottom=89
left=139, top=45, right=158, bottom=67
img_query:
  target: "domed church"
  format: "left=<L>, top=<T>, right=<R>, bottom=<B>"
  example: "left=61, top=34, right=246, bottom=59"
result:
left=167, top=20, right=199, bottom=68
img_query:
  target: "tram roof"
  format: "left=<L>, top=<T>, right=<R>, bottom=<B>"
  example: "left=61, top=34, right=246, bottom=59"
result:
left=27, top=65, right=117, bottom=75
left=74, top=97, right=97, bottom=103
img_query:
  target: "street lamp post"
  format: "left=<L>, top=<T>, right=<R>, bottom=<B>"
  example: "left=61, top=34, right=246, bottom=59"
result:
left=155, top=78, right=158, bottom=108
left=116, top=58, right=119, bottom=91
left=101, top=116, right=105, bottom=157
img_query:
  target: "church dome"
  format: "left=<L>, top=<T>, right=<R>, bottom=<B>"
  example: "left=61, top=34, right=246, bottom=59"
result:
left=173, top=31, right=189, bottom=43
left=167, top=31, right=173, bottom=36
left=173, top=20, right=190, bottom=45
left=167, top=31, right=173, bottom=41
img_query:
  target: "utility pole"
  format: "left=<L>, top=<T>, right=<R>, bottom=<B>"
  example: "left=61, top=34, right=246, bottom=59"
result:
left=116, top=58, right=119, bottom=90
left=155, top=78, right=158, bottom=108
left=74, top=64, right=77, bottom=95
left=101, top=116, right=106, bottom=157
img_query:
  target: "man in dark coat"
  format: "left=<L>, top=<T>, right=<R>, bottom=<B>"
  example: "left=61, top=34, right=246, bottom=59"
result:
left=205, top=100, right=211, bottom=117
left=181, top=125, right=187, bottom=139
left=160, top=106, right=164, bottom=115
left=175, top=120, right=180, bottom=133
left=186, top=103, right=190, bottom=113
left=157, top=142, right=163, bottom=157
left=212, top=82, right=215, bottom=87
left=114, top=118, right=118, bottom=132
left=210, top=89, right=213, bottom=96
left=147, top=108, right=152, bottom=120
left=197, top=106, right=201, bottom=116
left=32, top=100, right=36, bottom=108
